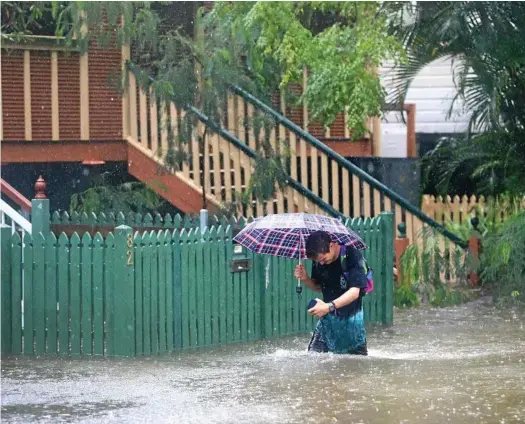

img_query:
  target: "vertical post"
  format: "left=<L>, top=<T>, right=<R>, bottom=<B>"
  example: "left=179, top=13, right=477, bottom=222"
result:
left=79, top=16, right=90, bottom=141
left=121, top=31, right=131, bottom=138
left=406, top=104, right=416, bottom=158
left=468, top=236, right=480, bottom=286
left=1, top=225, right=12, bottom=354
left=32, top=176, right=50, bottom=236
left=200, top=209, right=208, bottom=235
left=344, top=107, right=350, bottom=139
left=395, top=222, right=409, bottom=284
left=372, top=116, right=382, bottom=156
left=172, top=230, right=182, bottom=349
left=468, top=217, right=481, bottom=286
left=24, top=50, right=32, bottom=141
left=113, top=225, right=135, bottom=357
left=302, top=67, right=308, bottom=131
left=370, top=66, right=382, bottom=156
left=51, top=51, right=60, bottom=140
left=380, top=212, right=394, bottom=326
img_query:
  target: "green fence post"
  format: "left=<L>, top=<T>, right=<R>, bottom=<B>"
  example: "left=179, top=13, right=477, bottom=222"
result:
left=113, top=225, right=136, bottom=357
left=379, top=212, right=394, bottom=326
left=32, top=176, right=50, bottom=236
left=1, top=225, right=12, bottom=355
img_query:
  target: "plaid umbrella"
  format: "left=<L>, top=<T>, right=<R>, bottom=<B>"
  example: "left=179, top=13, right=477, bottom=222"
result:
left=233, top=213, right=366, bottom=260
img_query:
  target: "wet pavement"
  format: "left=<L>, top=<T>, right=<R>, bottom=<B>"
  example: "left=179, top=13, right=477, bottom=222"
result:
left=2, top=297, right=525, bottom=423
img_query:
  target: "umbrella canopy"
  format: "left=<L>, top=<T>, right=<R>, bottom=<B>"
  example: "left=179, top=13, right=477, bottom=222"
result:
left=233, top=213, right=366, bottom=260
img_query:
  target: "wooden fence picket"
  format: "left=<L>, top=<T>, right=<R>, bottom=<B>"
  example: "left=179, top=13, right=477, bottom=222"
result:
left=1, top=214, right=394, bottom=357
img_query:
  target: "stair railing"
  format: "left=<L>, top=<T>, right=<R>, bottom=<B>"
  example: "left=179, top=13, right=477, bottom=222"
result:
left=125, top=64, right=336, bottom=217
left=125, top=62, right=467, bottom=282
left=0, top=179, right=32, bottom=236
left=230, top=85, right=467, bottom=249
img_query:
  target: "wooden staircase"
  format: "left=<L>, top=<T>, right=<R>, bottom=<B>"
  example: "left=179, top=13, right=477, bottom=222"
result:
left=122, top=68, right=468, bottom=283
left=122, top=68, right=432, bottom=241
left=122, top=71, right=318, bottom=217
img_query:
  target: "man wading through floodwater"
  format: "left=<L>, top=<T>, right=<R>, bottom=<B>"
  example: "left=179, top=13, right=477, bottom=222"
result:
left=294, top=231, right=368, bottom=355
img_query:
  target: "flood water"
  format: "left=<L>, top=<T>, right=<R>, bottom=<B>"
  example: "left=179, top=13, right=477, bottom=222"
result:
left=2, top=297, right=524, bottom=424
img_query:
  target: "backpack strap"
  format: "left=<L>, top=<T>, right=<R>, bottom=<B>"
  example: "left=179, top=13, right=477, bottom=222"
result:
left=340, top=244, right=370, bottom=274
left=340, top=244, right=348, bottom=273
left=340, top=244, right=374, bottom=295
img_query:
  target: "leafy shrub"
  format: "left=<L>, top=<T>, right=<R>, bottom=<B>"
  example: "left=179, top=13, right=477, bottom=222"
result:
left=394, top=282, right=419, bottom=308
left=480, top=211, right=525, bottom=306
left=396, top=226, right=470, bottom=308
left=440, top=196, right=525, bottom=307
left=69, top=173, right=169, bottom=215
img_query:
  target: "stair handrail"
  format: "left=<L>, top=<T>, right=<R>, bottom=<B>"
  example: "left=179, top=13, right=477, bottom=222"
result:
left=1, top=178, right=32, bottom=213
left=230, top=85, right=467, bottom=249
left=187, top=105, right=344, bottom=220
left=0, top=199, right=32, bottom=234
left=126, top=62, right=343, bottom=220
left=126, top=62, right=466, bottom=246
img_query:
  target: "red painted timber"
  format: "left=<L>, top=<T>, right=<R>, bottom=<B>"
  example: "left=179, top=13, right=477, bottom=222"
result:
left=0, top=178, right=32, bottom=212
left=1, top=140, right=127, bottom=163
left=127, top=143, right=218, bottom=215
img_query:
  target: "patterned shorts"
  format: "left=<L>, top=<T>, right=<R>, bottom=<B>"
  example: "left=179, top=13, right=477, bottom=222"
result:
left=307, top=309, right=368, bottom=355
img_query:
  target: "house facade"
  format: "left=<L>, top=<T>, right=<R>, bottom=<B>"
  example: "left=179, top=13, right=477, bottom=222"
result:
left=380, top=57, right=470, bottom=158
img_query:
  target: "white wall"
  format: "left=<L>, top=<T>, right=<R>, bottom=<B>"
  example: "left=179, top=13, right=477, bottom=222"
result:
left=379, top=57, right=471, bottom=157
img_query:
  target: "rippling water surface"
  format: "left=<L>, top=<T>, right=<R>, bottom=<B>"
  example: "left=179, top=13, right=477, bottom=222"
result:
left=2, top=297, right=524, bottom=423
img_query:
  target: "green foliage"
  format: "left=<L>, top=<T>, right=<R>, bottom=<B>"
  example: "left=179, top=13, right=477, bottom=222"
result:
left=53, top=2, right=159, bottom=54
left=3, top=1, right=405, bottom=207
left=388, top=2, right=525, bottom=196
left=32, top=1, right=289, bottom=209
left=438, top=197, right=525, bottom=307
left=142, top=9, right=290, bottom=209
left=396, top=226, right=471, bottom=308
left=1, top=1, right=58, bottom=42
left=446, top=195, right=525, bottom=238
left=422, top=133, right=525, bottom=197
left=387, top=1, right=525, bottom=131
left=211, top=1, right=405, bottom=138
left=394, top=282, right=419, bottom=308
left=428, top=281, right=470, bottom=307
left=70, top=174, right=167, bottom=216
left=480, top=211, right=525, bottom=306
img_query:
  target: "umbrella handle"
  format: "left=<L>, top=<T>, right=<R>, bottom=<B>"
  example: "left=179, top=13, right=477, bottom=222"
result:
left=297, top=257, right=302, bottom=286
left=296, top=256, right=303, bottom=296
left=296, top=238, right=303, bottom=297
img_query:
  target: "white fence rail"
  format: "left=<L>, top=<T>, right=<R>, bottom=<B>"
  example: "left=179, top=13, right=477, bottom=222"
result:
left=1, top=198, right=31, bottom=329
left=0, top=199, right=32, bottom=235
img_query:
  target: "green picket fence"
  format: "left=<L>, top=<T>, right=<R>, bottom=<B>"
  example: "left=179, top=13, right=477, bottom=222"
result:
left=1, top=212, right=394, bottom=358
left=132, top=224, right=321, bottom=354
left=0, top=226, right=134, bottom=357
left=173, top=227, right=318, bottom=349
left=50, top=210, right=248, bottom=232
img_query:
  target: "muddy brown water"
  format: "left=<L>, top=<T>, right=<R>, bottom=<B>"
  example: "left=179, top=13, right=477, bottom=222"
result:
left=2, top=297, right=524, bottom=423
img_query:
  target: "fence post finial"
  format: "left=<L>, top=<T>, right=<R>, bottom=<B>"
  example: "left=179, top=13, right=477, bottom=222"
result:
left=397, top=222, right=407, bottom=239
left=32, top=176, right=50, bottom=236
left=34, top=175, right=47, bottom=199
left=394, top=221, right=409, bottom=288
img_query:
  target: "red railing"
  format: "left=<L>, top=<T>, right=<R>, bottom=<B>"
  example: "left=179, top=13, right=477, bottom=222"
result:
left=0, top=178, right=31, bottom=213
